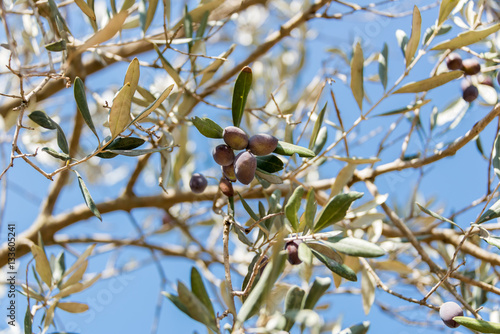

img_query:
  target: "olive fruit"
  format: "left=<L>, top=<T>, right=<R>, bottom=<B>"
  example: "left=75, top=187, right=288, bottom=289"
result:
left=462, top=58, right=481, bottom=76
left=446, top=53, right=463, bottom=71
left=219, top=177, right=234, bottom=197
left=247, top=134, right=279, bottom=156
left=479, top=74, right=493, bottom=87
left=439, top=302, right=463, bottom=328
left=285, top=240, right=302, bottom=265
left=462, top=84, right=479, bottom=102
left=189, top=173, right=207, bottom=194
left=223, top=126, right=249, bottom=150
left=234, top=151, right=257, bottom=185
left=212, top=144, right=235, bottom=166
left=222, top=163, right=237, bottom=182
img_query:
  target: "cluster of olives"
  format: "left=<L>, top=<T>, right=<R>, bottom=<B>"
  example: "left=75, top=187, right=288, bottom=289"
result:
left=439, top=301, right=463, bottom=328
left=446, top=53, right=490, bottom=103
left=213, top=126, right=278, bottom=196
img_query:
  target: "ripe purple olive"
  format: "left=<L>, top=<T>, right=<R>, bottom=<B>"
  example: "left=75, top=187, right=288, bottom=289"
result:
left=257, top=255, right=269, bottom=276
left=212, top=144, right=235, bottom=166
left=285, top=240, right=302, bottom=265
left=223, top=126, right=249, bottom=150
left=462, top=84, right=479, bottom=102
left=219, top=177, right=234, bottom=197
left=247, top=134, right=279, bottom=156
left=446, top=53, right=463, bottom=71
left=462, top=58, right=481, bottom=76
left=234, top=151, right=257, bottom=185
left=222, top=163, right=237, bottom=182
left=439, top=302, right=463, bottom=328
left=189, top=173, right=207, bottom=194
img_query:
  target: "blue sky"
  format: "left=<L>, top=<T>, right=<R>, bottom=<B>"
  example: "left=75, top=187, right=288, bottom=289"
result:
left=1, top=0, right=499, bottom=333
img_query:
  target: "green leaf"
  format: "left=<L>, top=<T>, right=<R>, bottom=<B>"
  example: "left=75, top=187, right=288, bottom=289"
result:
left=283, top=286, right=305, bottom=331
left=285, top=186, right=305, bottom=232
left=42, top=147, right=71, bottom=161
left=376, top=99, right=430, bottom=116
left=153, top=43, right=183, bottom=88
left=236, top=253, right=286, bottom=327
left=477, top=198, right=500, bottom=224
left=74, top=0, right=96, bottom=20
left=191, top=116, right=223, bottom=138
left=54, top=122, right=69, bottom=154
left=190, top=267, right=215, bottom=319
left=256, top=155, right=284, bottom=173
left=378, top=43, right=388, bottom=90
left=31, top=245, right=52, bottom=287
left=24, top=306, right=32, bottom=334
left=422, top=24, right=452, bottom=45
left=74, top=170, right=102, bottom=221
left=310, top=249, right=357, bottom=281
left=416, top=202, right=460, bottom=228
left=44, top=39, right=66, bottom=52
left=163, top=292, right=191, bottom=317
left=324, top=237, right=386, bottom=258
left=303, top=276, right=331, bottom=310
left=339, top=321, right=370, bottom=334
left=438, top=0, right=460, bottom=25
left=144, top=0, right=158, bottom=32
left=492, top=133, right=500, bottom=180
left=453, top=316, right=500, bottom=333
left=177, top=282, right=218, bottom=332
left=238, top=193, right=259, bottom=222
left=108, top=83, right=132, bottom=139
left=393, top=70, right=463, bottom=94
left=312, top=126, right=328, bottom=155
left=350, top=41, right=364, bottom=110
left=309, top=102, right=327, bottom=150
left=74, top=77, right=99, bottom=142
left=405, top=6, right=421, bottom=66
left=432, top=23, right=500, bottom=50
left=29, top=111, right=70, bottom=154
left=183, top=5, right=193, bottom=47
left=306, top=242, right=343, bottom=263
left=52, top=251, right=65, bottom=284
left=130, top=84, right=174, bottom=124
left=483, top=236, right=500, bottom=251
left=255, top=169, right=283, bottom=184
left=97, top=137, right=145, bottom=158
left=106, top=146, right=171, bottom=156
left=273, top=141, right=316, bottom=158
left=78, top=10, right=128, bottom=52
left=396, top=29, right=408, bottom=57
left=304, top=188, right=317, bottom=234
left=314, top=192, right=364, bottom=232
left=28, top=110, right=56, bottom=129
left=232, top=66, right=252, bottom=127
left=124, top=58, right=140, bottom=95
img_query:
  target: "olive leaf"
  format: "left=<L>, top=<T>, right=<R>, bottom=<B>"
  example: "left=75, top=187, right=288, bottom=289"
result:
left=191, top=116, right=223, bottom=138
left=256, top=155, right=284, bottom=173
left=273, top=141, right=316, bottom=158
left=378, top=43, right=388, bottom=90
left=453, top=316, right=500, bottom=333
left=303, top=277, right=331, bottom=310
left=28, top=110, right=69, bottom=154
left=232, top=66, right=252, bottom=127
left=190, top=267, right=215, bottom=319
left=432, top=23, right=500, bottom=50
left=74, top=77, right=99, bottom=142
left=310, top=249, right=357, bottom=281
left=350, top=41, right=364, bottom=110
left=404, top=6, right=421, bottom=66
left=73, top=170, right=102, bottom=221
left=393, top=70, right=463, bottom=94
left=108, top=83, right=132, bottom=139
left=285, top=186, right=304, bottom=232
left=314, top=192, right=364, bottom=232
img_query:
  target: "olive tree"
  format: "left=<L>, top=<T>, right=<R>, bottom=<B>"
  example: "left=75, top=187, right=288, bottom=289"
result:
left=1, top=0, right=500, bottom=333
